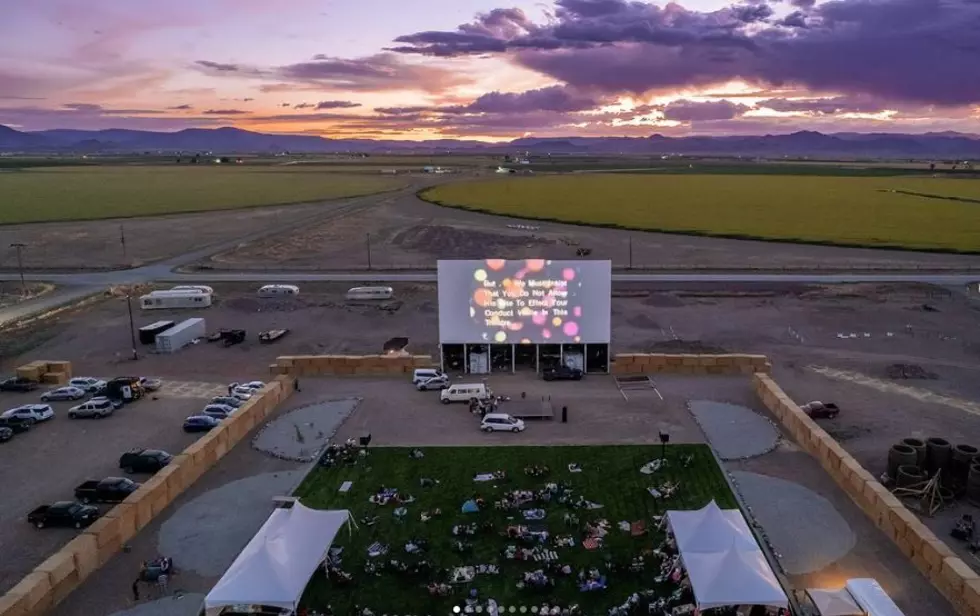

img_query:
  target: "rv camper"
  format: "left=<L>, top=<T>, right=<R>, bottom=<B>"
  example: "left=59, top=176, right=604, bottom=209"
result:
left=346, top=286, right=394, bottom=300
left=171, top=285, right=214, bottom=295
left=140, top=290, right=212, bottom=310
left=257, top=284, right=300, bottom=298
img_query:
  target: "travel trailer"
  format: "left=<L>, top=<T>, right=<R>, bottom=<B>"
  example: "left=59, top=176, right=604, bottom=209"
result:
left=140, top=290, right=212, bottom=310
left=171, top=285, right=214, bottom=295
left=257, top=284, right=300, bottom=298
left=346, top=286, right=393, bottom=300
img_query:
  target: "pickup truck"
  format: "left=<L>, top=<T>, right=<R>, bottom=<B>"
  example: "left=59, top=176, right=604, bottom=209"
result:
left=0, top=377, right=38, bottom=393
left=74, top=477, right=140, bottom=504
left=28, top=501, right=100, bottom=529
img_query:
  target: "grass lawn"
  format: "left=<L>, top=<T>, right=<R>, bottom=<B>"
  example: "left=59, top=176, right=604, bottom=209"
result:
left=295, top=445, right=736, bottom=614
left=0, top=166, right=406, bottom=223
left=421, top=174, right=980, bottom=253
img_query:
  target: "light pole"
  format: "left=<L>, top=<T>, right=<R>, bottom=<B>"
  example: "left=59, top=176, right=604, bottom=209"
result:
left=366, top=233, right=373, bottom=270
left=10, top=243, right=26, bottom=295
left=126, top=293, right=139, bottom=360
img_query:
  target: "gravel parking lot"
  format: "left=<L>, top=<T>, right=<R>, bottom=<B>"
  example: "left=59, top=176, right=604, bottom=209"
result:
left=0, top=386, right=211, bottom=594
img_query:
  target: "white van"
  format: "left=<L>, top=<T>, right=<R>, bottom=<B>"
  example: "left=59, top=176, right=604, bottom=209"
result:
left=412, top=368, right=443, bottom=385
left=346, top=286, right=393, bottom=300
left=171, top=285, right=214, bottom=295
left=257, top=284, right=300, bottom=298
left=440, top=383, right=491, bottom=405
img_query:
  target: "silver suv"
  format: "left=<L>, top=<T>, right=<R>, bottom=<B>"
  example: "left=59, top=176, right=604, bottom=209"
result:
left=68, top=398, right=114, bottom=419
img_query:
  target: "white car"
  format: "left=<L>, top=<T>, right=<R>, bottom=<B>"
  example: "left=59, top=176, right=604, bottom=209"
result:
left=230, top=381, right=264, bottom=391
left=480, top=413, right=525, bottom=433
left=417, top=374, right=450, bottom=391
left=40, top=387, right=87, bottom=402
left=68, top=398, right=115, bottom=419
left=2, top=404, right=55, bottom=423
left=230, top=387, right=254, bottom=401
left=68, top=377, right=107, bottom=393
left=412, top=369, right=443, bottom=385
left=138, top=377, right=163, bottom=391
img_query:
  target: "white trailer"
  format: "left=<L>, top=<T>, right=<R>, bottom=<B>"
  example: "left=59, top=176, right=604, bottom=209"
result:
left=156, top=318, right=206, bottom=354
left=140, top=290, right=212, bottom=310
left=346, top=286, right=393, bottom=300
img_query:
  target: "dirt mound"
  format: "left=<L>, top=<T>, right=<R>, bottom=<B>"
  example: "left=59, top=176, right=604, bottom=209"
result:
left=223, top=297, right=305, bottom=313
left=391, top=224, right=555, bottom=258
left=886, top=363, right=939, bottom=380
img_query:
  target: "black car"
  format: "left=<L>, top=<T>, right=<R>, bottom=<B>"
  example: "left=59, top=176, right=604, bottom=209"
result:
left=74, top=477, right=140, bottom=504
left=28, top=501, right=99, bottom=529
left=210, top=396, right=243, bottom=408
left=183, top=415, right=220, bottom=433
left=0, top=416, right=32, bottom=434
left=0, top=377, right=38, bottom=393
left=542, top=365, right=584, bottom=381
left=119, top=449, right=173, bottom=474
left=0, top=426, right=12, bottom=443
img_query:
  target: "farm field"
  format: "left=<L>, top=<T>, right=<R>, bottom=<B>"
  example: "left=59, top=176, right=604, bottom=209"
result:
left=422, top=174, right=980, bottom=252
left=0, top=166, right=406, bottom=223
left=296, top=444, right=735, bottom=614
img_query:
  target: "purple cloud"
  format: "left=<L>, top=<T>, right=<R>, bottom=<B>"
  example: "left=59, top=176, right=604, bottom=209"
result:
left=202, top=109, right=249, bottom=115
left=757, top=95, right=891, bottom=115
left=315, top=100, right=362, bottom=109
left=390, top=0, right=980, bottom=106
left=195, top=60, right=239, bottom=72
left=662, top=99, right=750, bottom=122
left=168, top=104, right=193, bottom=110
left=451, top=85, right=603, bottom=114
left=293, top=103, right=315, bottom=109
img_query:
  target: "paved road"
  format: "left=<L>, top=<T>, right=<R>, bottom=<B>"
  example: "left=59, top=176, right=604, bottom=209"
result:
left=0, top=285, right=103, bottom=329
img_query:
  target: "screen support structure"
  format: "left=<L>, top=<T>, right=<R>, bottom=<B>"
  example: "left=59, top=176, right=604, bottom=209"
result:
left=512, top=344, right=516, bottom=373
left=584, top=345, right=589, bottom=374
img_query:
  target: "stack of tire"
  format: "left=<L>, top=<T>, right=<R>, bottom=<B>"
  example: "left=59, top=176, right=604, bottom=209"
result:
left=889, top=440, right=924, bottom=488
left=890, top=437, right=980, bottom=497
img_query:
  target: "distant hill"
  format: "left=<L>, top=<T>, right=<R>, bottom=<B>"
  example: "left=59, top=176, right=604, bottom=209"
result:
left=1, top=124, right=979, bottom=158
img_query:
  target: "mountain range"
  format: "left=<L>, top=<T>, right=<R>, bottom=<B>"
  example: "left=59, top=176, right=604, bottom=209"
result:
left=2, top=124, right=980, bottom=158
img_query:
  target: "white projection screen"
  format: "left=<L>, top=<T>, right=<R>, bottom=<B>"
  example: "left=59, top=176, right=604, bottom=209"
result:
left=438, top=259, right=612, bottom=344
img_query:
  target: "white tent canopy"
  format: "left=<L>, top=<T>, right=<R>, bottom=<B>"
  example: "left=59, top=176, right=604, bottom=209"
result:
left=204, top=503, right=349, bottom=615
left=806, top=588, right=863, bottom=616
left=667, top=501, right=788, bottom=610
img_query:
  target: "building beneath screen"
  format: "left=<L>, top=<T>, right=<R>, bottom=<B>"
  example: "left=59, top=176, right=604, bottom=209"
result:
left=436, top=259, right=612, bottom=374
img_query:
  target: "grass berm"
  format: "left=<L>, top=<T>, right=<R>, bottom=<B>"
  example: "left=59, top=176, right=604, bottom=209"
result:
left=421, top=174, right=980, bottom=253
left=0, top=166, right=406, bottom=223
left=296, top=444, right=735, bottom=613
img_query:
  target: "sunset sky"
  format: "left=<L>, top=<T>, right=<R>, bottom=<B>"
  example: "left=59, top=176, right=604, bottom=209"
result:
left=1, top=0, right=978, bottom=141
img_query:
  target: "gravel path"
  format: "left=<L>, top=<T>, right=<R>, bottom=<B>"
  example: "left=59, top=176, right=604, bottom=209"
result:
left=157, top=470, right=306, bottom=577
left=688, top=400, right=779, bottom=460
left=107, top=594, right=205, bottom=616
left=252, top=398, right=360, bottom=461
left=729, top=470, right=856, bottom=574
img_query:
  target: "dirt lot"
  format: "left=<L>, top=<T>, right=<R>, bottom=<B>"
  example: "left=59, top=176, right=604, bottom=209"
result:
left=205, top=189, right=980, bottom=271
left=0, top=388, right=208, bottom=594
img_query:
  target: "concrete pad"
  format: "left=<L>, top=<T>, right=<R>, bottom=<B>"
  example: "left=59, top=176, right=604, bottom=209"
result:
left=689, top=400, right=780, bottom=460
left=251, top=398, right=359, bottom=461
left=730, top=470, right=856, bottom=575
left=157, top=471, right=305, bottom=577
left=107, top=594, right=205, bottom=616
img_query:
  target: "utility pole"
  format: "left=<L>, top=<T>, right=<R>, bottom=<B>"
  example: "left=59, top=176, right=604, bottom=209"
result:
left=366, top=233, right=372, bottom=270
left=126, top=293, right=139, bottom=360
left=119, top=225, right=127, bottom=259
left=628, top=236, right=633, bottom=270
left=10, top=243, right=26, bottom=295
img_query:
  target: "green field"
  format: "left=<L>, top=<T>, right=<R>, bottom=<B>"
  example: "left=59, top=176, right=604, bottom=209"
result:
left=295, top=445, right=735, bottom=614
left=0, top=166, right=406, bottom=223
left=422, top=174, right=980, bottom=252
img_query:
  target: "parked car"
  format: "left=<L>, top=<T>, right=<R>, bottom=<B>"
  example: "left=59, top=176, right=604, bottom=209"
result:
left=0, top=377, right=39, bottom=392
left=90, top=396, right=124, bottom=409
left=28, top=501, right=99, bottom=529
left=230, top=381, right=264, bottom=391
left=119, top=449, right=172, bottom=474
left=1, top=404, right=54, bottom=423
left=417, top=374, right=450, bottom=391
left=210, top=396, right=243, bottom=408
left=138, top=377, right=163, bottom=391
left=480, top=413, right=526, bottom=433
left=40, top=386, right=87, bottom=402
left=68, top=398, right=115, bottom=419
left=74, top=477, right=140, bottom=504
left=68, top=377, right=107, bottom=393
left=183, top=415, right=221, bottom=432
left=0, top=416, right=32, bottom=433
left=230, top=387, right=254, bottom=401
left=542, top=365, right=584, bottom=381
left=801, top=401, right=841, bottom=419
left=0, top=426, right=12, bottom=443
left=202, top=406, right=234, bottom=420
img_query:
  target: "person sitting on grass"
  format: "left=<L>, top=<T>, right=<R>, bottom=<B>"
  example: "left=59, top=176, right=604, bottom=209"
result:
left=427, top=582, right=451, bottom=597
